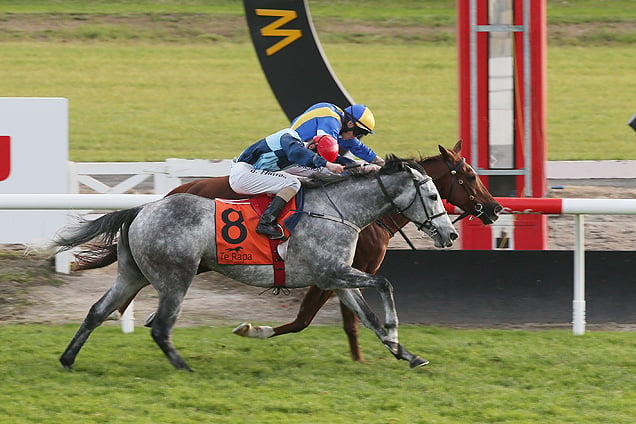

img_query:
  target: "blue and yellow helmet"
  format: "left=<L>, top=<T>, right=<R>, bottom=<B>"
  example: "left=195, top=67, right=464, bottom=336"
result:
left=344, top=104, right=375, bottom=135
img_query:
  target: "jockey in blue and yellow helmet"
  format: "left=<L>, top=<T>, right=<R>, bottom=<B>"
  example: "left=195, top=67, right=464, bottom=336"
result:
left=344, top=104, right=375, bottom=137
left=291, top=102, right=385, bottom=166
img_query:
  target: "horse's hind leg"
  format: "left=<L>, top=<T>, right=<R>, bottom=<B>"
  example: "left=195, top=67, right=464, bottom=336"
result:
left=149, top=284, right=193, bottom=371
left=142, top=261, right=198, bottom=371
left=59, top=270, right=148, bottom=370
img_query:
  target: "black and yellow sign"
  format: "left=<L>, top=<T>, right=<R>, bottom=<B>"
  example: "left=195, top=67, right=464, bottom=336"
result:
left=243, top=0, right=353, bottom=120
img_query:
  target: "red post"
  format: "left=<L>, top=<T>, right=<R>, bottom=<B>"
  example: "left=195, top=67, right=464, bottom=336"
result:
left=457, top=0, right=547, bottom=250
left=0, top=136, right=10, bottom=182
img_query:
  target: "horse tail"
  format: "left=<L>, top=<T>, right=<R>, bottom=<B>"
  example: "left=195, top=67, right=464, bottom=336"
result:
left=72, top=243, right=118, bottom=271
left=55, top=206, right=142, bottom=250
left=54, top=207, right=142, bottom=269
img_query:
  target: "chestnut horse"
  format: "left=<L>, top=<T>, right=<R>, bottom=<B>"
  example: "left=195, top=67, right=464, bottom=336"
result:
left=76, top=140, right=501, bottom=361
left=230, top=140, right=501, bottom=360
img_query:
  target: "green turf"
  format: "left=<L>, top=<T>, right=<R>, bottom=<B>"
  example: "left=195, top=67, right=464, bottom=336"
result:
left=0, top=324, right=634, bottom=423
left=1, top=0, right=635, bottom=24
left=3, top=41, right=634, bottom=161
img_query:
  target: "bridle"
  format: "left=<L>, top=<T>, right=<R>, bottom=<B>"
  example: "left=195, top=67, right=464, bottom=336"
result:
left=444, top=157, right=485, bottom=224
left=376, top=165, right=447, bottom=235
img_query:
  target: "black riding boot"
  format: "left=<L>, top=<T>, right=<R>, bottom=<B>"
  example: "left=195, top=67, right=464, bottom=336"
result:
left=256, top=196, right=288, bottom=238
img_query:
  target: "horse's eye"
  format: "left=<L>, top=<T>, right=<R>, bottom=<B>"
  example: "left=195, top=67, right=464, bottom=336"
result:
left=466, top=173, right=477, bottom=181
left=429, top=194, right=438, bottom=201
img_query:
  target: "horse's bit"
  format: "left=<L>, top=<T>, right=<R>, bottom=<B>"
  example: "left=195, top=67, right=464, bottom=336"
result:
left=444, top=157, right=485, bottom=223
left=375, top=166, right=447, bottom=235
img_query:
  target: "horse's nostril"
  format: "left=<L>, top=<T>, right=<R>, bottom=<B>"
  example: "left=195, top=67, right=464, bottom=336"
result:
left=450, top=232, right=458, bottom=241
left=494, top=205, right=503, bottom=215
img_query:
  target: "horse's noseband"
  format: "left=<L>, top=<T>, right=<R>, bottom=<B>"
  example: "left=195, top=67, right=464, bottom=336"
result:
left=411, top=178, right=446, bottom=234
left=376, top=167, right=447, bottom=235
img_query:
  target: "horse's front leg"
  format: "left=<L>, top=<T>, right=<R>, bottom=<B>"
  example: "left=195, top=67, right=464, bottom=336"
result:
left=325, top=269, right=399, bottom=343
left=334, top=288, right=428, bottom=368
left=326, top=269, right=429, bottom=368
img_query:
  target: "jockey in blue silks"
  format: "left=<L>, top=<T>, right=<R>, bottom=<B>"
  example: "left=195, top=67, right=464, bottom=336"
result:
left=229, top=128, right=344, bottom=238
left=291, top=102, right=385, bottom=167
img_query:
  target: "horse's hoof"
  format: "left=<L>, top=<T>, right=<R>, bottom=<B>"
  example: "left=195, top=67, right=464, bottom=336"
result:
left=232, top=322, right=252, bottom=336
left=171, top=360, right=194, bottom=372
left=351, top=355, right=365, bottom=363
left=409, top=356, right=430, bottom=368
left=59, top=357, right=74, bottom=371
left=231, top=323, right=275, bottom=338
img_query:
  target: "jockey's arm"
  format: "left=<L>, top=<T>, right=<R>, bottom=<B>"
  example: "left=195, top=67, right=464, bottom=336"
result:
left=281, top=133, right=328, bottom=168
left=335, top=155, right=356, bottom=165
left=338, top=137, right=381, bottom=164
left=283, top=165, right=328, bottom=177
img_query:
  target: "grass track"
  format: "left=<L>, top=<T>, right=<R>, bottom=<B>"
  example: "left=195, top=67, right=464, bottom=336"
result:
left=0, top=324, right=635, bottom=423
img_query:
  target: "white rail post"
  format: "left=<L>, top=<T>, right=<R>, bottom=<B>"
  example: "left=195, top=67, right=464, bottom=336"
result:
left=121, top=302, right=135, bottom=333
left=572, top=214, right=586, bottom=335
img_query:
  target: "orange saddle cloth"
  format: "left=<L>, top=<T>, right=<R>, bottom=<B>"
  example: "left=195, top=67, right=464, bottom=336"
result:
left=215, top=196, right=296, bottom=265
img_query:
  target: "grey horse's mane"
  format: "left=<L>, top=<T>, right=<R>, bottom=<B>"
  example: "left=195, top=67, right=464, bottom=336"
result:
left=301, top=154, right=425, bottom=189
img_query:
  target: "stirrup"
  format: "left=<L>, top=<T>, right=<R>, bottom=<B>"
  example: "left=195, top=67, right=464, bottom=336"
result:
left=256, top=223, right=285, bottom=239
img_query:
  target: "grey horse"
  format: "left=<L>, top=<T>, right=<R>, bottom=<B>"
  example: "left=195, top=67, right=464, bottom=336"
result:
left=54, top=157, right=458, bottom=371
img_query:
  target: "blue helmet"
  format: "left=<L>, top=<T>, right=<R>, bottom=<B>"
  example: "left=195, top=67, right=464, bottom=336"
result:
left=344, top=104, right=375, bottom=135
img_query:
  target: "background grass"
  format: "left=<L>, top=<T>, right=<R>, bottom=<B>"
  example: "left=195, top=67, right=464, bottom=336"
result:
left=0, top=324, right=634, bottom=424
left=0, top=1, right=634, bottom=161
left=1, top=0, right=635, bottom=24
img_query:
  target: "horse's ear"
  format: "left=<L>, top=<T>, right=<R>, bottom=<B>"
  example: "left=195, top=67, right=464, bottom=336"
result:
left=453, top=139, right=463, bottom=154
left=438, top=144, right=452, bottom=160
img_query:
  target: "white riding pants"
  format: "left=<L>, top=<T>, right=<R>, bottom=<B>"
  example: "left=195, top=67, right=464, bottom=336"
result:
left=229, top=161, right=301, bottom=196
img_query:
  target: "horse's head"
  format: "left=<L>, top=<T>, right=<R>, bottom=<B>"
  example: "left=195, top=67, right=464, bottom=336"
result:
left=379, top=156, right=458, bottom=248
left=421, top=140, right=502, bottom=225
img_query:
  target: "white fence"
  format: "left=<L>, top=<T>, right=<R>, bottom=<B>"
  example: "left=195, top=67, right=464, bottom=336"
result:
left=68, top=158, right=233, bottom=195
left=70, top=159, right=636, bottom=198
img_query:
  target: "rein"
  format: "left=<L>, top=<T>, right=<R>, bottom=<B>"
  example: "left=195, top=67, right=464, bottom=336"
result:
left=444, top=157, right=484, bottom=223
left=297, top=210, right=361, bottom=232
left=292, top=180, right=362, bottom=233
left=375, top=167, right=446, bottom=234
left=301, top=164, right=452, bottom=240
left=375, top=216, right=417, bottom=250
left=374, top=157, right=484, bottom=248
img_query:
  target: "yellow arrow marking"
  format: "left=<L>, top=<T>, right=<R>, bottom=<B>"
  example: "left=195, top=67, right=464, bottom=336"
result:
left=256, top=9, right=302, bottom=56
